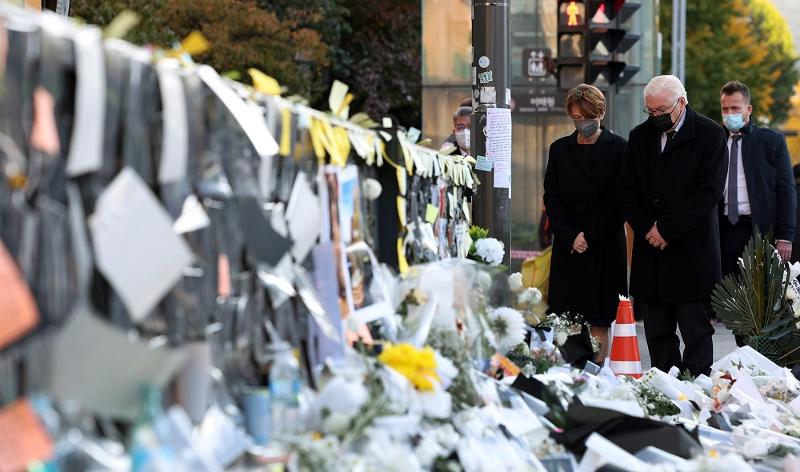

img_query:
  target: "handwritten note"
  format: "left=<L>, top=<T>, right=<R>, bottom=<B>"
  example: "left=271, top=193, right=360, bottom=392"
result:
left=0, top=400, right=54, bottom=471
left=0, top=241, right=39, bottom=350
left=487, top=108, right=512, bottom=190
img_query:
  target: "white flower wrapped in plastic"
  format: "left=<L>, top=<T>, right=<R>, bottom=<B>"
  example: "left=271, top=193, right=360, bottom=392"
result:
left=311, top=376, right=370, bottom=436
left=488, top=307, right=526, bottom=354
left=362, top=178, right=383, bottom=201
left=475, top=238, right=505, bottom=266
left=517, top=287, right=542, bottom=306
left=741, top=437, right=771, bottom=460
left=508, top=272, right=524, bottom=293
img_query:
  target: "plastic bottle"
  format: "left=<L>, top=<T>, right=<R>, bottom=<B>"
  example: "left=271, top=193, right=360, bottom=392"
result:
left=268, top=342, right=302, bottom=441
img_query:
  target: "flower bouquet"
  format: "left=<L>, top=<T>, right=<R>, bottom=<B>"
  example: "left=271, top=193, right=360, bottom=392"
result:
left=507, top=271, right=545, bottom=324
left=466, top=225, right=505, bottom=268
left=537, top=312, right=599, bottom=369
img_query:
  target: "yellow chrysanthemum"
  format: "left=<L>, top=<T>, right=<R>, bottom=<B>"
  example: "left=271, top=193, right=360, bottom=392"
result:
left=378, top=343, right=440, bottom=392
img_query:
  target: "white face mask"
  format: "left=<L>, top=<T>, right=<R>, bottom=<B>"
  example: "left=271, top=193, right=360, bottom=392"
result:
left=456, top=129, right=470, bottom=151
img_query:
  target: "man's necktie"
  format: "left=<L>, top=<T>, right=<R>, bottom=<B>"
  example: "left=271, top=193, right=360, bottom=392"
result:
left=727, top=135, right=742, bottom=225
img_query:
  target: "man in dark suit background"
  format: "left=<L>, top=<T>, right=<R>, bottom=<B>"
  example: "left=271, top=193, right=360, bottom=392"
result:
left=718, top=81, right=796, bottom=274
left=619, top=75, right=727, bottom=376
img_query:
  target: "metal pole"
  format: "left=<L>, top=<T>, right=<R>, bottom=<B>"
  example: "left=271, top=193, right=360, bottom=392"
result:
left=678, top=0, right=686, bottom=82
left=671, top=0, right=679, bottom=77
left=471, top=0, right=511, bottom=268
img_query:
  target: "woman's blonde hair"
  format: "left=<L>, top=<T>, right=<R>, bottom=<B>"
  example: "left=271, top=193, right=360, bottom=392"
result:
left=565, top=83, right=606, bottom=119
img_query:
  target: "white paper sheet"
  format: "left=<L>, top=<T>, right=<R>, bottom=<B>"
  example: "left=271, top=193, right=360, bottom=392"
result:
left=157, top=59, right=189, bottom=184
left=486, top=108, right=511, bottom=190
left=90, top=167, right=194, bottom=321
left=579, top=433, right=645, bottom=472
left=197, top=66, right=278, bottom=160
left=578, top=397, right=645, bottom=418
left=729, top=371, right=766, bottom=405
left=50, top=309, right=187, bottom=420
left=173, top=194, right=210, bottom=235
left=66, top=26, right=105, bottom=177
left=285, top=173, right=322, bottom=262
left=196, top=406, right=250, bottom=468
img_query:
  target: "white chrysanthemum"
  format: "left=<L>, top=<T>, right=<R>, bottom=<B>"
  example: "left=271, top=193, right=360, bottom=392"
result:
left=362, top=178, right=383, bottom=201
left=742, top=437, right=770, bottom=459
left=434, top=351, right=458, bottom=389
left=517, top=287, right=542, bottom=306
left=488, top=307, right=526, bottom=354
left=476, top=238, right=505, bottom=266
left=508, top=272, right=524, bottom=293
left=787, top=286, right=799, bottom=301
left=476, top=271, right=493, bottom=292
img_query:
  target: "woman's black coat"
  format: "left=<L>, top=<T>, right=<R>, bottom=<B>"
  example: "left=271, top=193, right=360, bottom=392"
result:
left=543, top=128, right=628, bottom=327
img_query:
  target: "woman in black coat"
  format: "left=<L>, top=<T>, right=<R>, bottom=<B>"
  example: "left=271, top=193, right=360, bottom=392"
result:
left=543, top=84, right=628, bottom=362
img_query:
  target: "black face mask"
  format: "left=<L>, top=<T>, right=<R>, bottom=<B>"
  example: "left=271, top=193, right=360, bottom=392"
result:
left=574, top=119, right=600, bottom=139
left=648, top=112, right=674, bottom=133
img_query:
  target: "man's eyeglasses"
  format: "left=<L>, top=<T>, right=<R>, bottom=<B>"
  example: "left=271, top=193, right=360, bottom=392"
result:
left=643, top=98, right=680, bottom=117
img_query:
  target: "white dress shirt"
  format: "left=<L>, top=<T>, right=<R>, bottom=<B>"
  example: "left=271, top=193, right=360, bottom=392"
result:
left=722, top=134, right=751, bottom=216
left=660, top=109, right=687, bottom=152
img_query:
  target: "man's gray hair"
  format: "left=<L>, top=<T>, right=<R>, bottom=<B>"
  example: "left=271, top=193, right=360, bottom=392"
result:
left=643, top=75, right=689, bottom=104
left=452, top=106, right=472, bottom=121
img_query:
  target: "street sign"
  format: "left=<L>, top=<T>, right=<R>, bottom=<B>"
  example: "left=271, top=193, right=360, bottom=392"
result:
left=511, top=88, right=567, bottom=115
left=523, top=48, right=552, bottom=79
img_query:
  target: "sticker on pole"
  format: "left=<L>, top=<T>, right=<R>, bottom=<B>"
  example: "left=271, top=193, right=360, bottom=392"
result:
left=475, top=155, right=493, bottom=172
left=478, top=56, right=490, bottom=68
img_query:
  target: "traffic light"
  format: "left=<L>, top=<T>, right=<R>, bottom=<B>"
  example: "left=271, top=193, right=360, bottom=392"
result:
left=556, top=1, right=640, bottom=89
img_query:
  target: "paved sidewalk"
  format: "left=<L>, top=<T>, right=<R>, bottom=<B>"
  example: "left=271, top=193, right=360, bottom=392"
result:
left=635, top=320, right=737, bottom=371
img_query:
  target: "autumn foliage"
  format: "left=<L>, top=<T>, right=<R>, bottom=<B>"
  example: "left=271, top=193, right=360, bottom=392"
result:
left=660, top=0, right=798, bottom=126
left=69, top=0, right=421, bottom=128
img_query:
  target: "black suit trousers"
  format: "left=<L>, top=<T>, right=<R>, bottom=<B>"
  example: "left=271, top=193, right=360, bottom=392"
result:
left=719, top=216, right=754, bottom=278
left=719, top=217, right=754, bottom=347
left=639, top=301, right=715, bottom=376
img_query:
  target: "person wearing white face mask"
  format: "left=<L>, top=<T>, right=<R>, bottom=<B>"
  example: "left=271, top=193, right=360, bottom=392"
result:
left=445, top=106, right=472, bottom=156
left=718, top=81, right=796, bottom=345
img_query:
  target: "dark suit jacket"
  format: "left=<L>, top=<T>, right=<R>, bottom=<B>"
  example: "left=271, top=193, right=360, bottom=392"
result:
left=544, top=128, right=628, bottom=325
left=719, top=121, right=796, bottom=242
left=619, top=107, right=728, bottom=303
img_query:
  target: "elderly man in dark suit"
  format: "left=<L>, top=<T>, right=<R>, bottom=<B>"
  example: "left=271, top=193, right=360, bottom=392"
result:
left=619, top=75, right=727, bottom=376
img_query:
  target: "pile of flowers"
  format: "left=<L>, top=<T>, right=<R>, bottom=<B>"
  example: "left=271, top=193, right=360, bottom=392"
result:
left=287, top=260, right=800, bottom=471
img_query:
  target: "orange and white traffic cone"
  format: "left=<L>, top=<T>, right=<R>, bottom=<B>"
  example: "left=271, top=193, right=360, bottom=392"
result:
left=609, top=297, right=642, bottom=378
